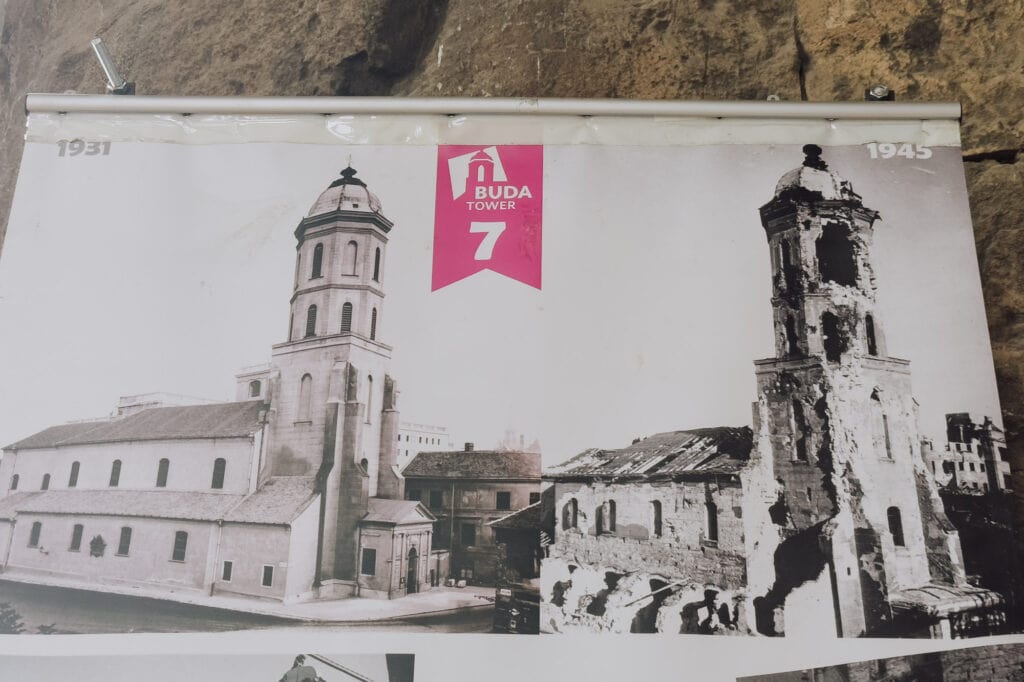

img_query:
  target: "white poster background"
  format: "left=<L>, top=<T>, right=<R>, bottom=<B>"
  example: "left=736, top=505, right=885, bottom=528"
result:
left=0, top=109, right=1016, bottom=680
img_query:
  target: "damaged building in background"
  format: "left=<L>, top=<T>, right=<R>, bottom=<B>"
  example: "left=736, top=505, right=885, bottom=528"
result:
left=542, top=145, right=1009, bottom=638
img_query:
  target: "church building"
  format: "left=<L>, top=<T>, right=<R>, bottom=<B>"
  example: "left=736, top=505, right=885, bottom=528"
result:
left=0, top=167, right=438, bottom=603
left=543, top=146, right=1007, bottom=638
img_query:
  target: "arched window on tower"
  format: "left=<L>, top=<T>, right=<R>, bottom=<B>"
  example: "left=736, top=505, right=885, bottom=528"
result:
left=311, top=243, right=324, bottom=279
left=341, top=302, right=353, bottom=333
left=871, top=390, right=893, bottom=459
left=68, top=461, right=80, bottom=488
left=887, top=506, right=905, bottom=546
left=211, top=458, right=226, bottom=490
left=373, top=247, right=381, bottom=282
left=298, top=374, right=313, bottom=422
left=109, top=460, right=122, bottom=487
left=366, top=375, right=374, bottom=424
left=816, top=223, right=858, bottom=286
left=10, top=474, right=18, bottom=491
left=785, top=314, right=800, bottom=358
left=821, top=311, right=846, bottom=362
left=792, top=400, right=808, bottom=462
left=652, top=500, right=663, bottom=537
left=370, top=308, right=378, bottom=340
left=156, top=458, right=169, bottom=487
left=562, top=498, right=578, bottom=530
left=705, top=501, right=719, bottom=544
left=345, top=240, right=358, bottom=275
left=865, top=314, right=878, bottom=356
left=304, top=305, right=318, bottom=338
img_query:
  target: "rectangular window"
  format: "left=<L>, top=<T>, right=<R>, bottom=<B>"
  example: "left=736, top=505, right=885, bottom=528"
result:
left=529, top=492, right=541, bottom=505
left=222, top=560, right=233, bottom=582
left=117, top=527, right=132, bottom=556
left=361, top=548, right=377, bottom=576
left=171, top=531, right=188, bottom=561
left=406, top=488, right=421, bottom=502
left=496, top=491, right=512, bottom=510
left=69, top=523, right=84, bottom=551
left=429, top=490, right=443, bottom=508
left=461, top=523, right=476, bottom=547
left=261, top=565, right=274, bottom=587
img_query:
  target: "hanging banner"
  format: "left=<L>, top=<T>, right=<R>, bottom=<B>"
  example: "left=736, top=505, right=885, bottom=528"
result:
left=0, top=96, right=1018, bottom=680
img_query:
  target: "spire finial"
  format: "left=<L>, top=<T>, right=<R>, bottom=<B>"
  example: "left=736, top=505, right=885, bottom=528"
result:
left=802, top=144, right=828, bottom=170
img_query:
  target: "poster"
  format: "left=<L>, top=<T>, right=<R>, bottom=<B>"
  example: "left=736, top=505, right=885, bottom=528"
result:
left=0, top=97, right=1019, bottom=679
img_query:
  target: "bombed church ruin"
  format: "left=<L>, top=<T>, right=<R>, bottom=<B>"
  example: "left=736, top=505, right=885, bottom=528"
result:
left=542, top=145, right=1008, bottom=638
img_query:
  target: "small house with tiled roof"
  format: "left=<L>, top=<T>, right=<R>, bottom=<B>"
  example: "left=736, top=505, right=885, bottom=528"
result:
left=402, top=445, right=541, bottom=585
left=0, top=167, right=440, bottom=604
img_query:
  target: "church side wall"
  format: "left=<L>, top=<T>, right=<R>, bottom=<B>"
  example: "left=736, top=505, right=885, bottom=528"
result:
left=1, top=438, right=255, bottom=496
left=550, top=479, right=747, bottom=588
left=5, top=513, right=214, bottom=591
left=215, top=522, right=292, bottom=601
left=284, top=499, right=319, bottom=602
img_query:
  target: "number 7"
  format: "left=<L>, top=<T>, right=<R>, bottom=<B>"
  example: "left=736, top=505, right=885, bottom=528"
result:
left=470, top=221, right=506, bottom=261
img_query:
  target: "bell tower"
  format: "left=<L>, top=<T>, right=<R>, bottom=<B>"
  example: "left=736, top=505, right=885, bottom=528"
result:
left=753, top=145, right=966, bottom=637
left=256, top=165, right=404, bottom=588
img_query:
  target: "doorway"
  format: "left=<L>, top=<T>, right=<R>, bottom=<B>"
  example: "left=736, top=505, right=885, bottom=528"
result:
left=406, top=547, right=418, bottom=594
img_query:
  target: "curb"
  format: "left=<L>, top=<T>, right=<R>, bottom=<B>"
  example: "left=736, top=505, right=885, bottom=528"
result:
left=0, top=575, right=493, bottom=625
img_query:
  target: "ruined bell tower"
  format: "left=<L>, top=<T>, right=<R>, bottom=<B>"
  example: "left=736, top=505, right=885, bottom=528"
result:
left=752, top=145, right=966, bottom=637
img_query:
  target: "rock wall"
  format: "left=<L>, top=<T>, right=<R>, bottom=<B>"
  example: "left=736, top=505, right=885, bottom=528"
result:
left=0, top=0, right=1021, bottom=523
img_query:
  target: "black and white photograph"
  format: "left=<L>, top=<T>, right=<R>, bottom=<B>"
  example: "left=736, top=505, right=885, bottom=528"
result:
left=539, top=141, right=1017, bottom=639
left=0, top=653, right=415, bottom=682
left=0, top=125, right=543, bottom=634
left=738, top=642, right=1024, bottom=682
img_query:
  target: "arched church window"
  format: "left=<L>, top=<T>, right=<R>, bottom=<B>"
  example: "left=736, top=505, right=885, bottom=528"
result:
left=370, top=308, right=378, bottom=340
left=28, top=521, right=42, bottom=547
left=304, top=305, right=318, bottom=338
left=785, top=314, right=800, bottom=358
left=41, top=473, right=50, bottom=490
left=865, top=314, right=878, bottom=356
left=211, top=458, right=226, bottom=490
left=156, top=458, right=169, bottom=487
left=366, top=375, right=374, bottom=424
left=816, top=223, right=858, bottom=286
left=341, top=302, right=353, bottom=333
left=705, top=501, right=719, bottom=543
left=298, top=374, right=313, bottom=422
left=792, top=400, right=808, bottom=461
left=248, top=380, right=261, bottom=398
left=10, top=474, right=18, bottom=491
left=373, top=247, right=381, bottom=282
left=821, top=311, right=846, bottom=362
left=887, top=506, right=905, bottom=546
left=595, top=504, right=605, bottom=535
left=109, top=460, right=121, bottom=487
left=345, top=240, right=358, bottom=275
left=652, top=500, right=663, bottom=537
left=311, top=243, right=324, bottom=279
left=68, top=461, right=80, bottom=488
left=562, top=498, right=578, bottom=530
left=608, top=500, right=617, bottom=533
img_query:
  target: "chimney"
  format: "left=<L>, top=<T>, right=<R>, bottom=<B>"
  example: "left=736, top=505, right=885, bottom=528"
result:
left=464, top=442, right=474, bottom=452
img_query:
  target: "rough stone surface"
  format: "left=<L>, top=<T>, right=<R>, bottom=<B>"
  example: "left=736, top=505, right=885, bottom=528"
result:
left=0, top=0, right=1021, bottom=528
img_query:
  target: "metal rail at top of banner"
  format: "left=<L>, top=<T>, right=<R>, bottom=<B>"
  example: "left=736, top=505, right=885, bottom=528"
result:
left=24, top=94, right=961, bottom=121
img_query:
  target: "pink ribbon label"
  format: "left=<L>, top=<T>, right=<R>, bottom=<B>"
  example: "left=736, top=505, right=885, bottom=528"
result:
left=432, top=145, right=543, bottom=291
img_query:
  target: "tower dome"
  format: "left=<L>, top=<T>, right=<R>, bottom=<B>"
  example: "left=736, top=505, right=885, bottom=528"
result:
left=307, top=166, right=383, bottom=217
left=773, top=144, right=862, bottom=203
